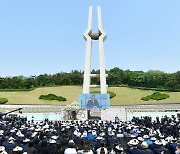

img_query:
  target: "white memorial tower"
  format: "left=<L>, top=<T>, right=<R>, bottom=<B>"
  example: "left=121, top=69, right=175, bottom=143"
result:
left=83, top=6, right=108, bottom=94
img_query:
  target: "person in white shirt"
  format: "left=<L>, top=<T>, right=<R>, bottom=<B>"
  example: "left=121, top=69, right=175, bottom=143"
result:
left=64, top=142, right=77, bottom=154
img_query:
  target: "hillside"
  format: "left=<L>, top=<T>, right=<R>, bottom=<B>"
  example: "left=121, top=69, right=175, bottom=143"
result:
left=0, top=86, right=180, bottom=105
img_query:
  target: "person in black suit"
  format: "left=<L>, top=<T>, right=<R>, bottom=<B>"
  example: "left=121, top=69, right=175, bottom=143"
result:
left=86, top=95, right=99, bottom=108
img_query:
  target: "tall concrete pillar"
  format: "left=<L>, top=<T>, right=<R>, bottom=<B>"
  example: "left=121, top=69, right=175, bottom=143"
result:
left=83, top=6, right=92, bottom=94
left=83, top=6, right=108, bottom=94
left=98, top=6, right=107, bottom=94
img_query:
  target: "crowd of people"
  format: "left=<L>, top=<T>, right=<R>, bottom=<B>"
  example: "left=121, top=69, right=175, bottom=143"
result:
left=0, top=114, right=179, bottom=154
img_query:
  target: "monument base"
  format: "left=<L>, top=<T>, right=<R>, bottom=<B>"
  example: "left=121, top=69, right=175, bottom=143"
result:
left=87, top=109, right=101, bottom=120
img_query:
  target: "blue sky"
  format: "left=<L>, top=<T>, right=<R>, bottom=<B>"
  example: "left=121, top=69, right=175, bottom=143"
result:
left=0, top=0, right=180, bottom=77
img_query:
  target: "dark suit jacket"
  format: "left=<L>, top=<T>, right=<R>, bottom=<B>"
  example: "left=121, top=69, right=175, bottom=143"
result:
left=74, top=137, right=83, bottom=146
left=142, top=149, right=153, bottom=154
left=87, top=99, right=99, bottom=107
left=127, top=148, right=144, bottom=154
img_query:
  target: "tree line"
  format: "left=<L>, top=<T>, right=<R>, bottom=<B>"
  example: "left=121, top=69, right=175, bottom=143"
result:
left=0, top=67, right=180, bottom=91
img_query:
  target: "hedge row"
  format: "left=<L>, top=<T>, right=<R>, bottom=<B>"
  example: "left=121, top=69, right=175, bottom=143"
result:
left=91, top=91, right=116, bottom=99
left=0, top=98, right=8, bottom=104
left=141, top=92, right=169, bottom=101
left=39, top=94, right=66, bottom=101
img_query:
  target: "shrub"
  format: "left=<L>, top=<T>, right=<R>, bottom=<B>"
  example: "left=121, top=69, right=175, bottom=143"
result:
left=91, top=91, right=116, bottom=99
left=0, top=98, right=8, bottom=104
left=39, top=94, right=66, bottom=101
left=141, top=92, right=169, bottom=101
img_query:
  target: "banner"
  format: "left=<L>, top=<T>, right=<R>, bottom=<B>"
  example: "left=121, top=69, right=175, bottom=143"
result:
left=79, top=94, right=110, bottom=109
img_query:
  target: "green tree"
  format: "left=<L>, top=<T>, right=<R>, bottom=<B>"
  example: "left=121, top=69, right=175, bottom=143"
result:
left=108, top=67, right=124, bottom=85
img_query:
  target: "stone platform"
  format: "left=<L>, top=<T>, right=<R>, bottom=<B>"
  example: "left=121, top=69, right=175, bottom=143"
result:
left=0, top=104, right=180, bottom=121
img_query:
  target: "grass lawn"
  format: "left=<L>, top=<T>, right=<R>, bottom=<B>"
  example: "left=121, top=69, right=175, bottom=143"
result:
left=0, top=86, right=180, bottom=105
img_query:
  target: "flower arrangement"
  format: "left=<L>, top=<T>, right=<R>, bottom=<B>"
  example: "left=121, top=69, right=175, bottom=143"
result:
left=65, top=101, right=80, bottom=112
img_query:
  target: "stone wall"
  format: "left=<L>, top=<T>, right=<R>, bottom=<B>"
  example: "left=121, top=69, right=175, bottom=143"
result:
left=1, top=104, right=180, bottom=121
left=101, top=107, right=126, bottom=121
